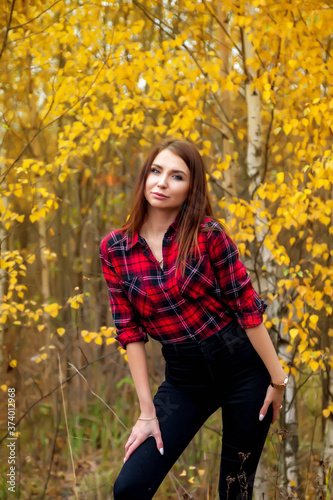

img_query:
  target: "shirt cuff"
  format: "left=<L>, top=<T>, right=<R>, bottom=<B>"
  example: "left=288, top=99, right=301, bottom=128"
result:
left=116, top=328, right=149, bottom=349
left=235, top=297, right=267, bottom=329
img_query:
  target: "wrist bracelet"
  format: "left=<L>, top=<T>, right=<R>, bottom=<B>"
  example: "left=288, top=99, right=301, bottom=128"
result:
left=270, top=376, right=289, bottom=390
left=138, top=416, right=158, bottom=421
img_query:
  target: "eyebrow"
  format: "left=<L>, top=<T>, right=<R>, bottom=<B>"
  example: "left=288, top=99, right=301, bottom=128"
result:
left=152, top=163, right=188, bottom=176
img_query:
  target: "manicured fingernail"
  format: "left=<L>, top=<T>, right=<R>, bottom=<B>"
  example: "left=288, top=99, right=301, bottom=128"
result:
left=123, top=457, right=126, bottom=464
left=159, top=448, right=164, bottom=455
left=259, top=414, right=264, bottom=421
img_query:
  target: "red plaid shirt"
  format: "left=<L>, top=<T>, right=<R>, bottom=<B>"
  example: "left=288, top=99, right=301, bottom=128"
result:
left=100, top=215, right=267, bottom=348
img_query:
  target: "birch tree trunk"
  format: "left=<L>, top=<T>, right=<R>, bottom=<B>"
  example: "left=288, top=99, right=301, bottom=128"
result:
left=242, top=8, right=299, bottom=496
left=319, top=333, right=333, bottom=499
left=243, top=24, right=262, bottom=196
left=37, top=193, right=52, bottom=395
left=279, top=350, right=299, bottom=495
left=242, top=11, right=268, bottom=499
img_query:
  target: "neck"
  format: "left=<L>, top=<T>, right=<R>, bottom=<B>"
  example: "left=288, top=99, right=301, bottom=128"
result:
left=141, top=207, right=180, bottom=238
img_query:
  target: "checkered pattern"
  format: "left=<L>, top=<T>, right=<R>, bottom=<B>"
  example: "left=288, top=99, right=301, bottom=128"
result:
left=100, top=215, right=267, bottom=348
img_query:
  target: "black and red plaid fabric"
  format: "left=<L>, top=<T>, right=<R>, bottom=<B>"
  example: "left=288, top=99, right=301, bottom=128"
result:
left=100, top=214, right=267, bottom=348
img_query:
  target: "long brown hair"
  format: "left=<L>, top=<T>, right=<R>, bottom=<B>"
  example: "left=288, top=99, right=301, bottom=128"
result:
left=122, top=139, right=225, bottom=275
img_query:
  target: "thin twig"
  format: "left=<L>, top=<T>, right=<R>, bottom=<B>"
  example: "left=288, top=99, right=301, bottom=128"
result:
left=67, top=362, right=129, bottom=431
left=0, top=350, right=120, bottom=444
left=41, top=393, right=62, bottom=499
left=58, top=352, right=79, bottom=500
left=0, top=0, right=16, bottom=62
left=9, top=0, right=63, bottom=30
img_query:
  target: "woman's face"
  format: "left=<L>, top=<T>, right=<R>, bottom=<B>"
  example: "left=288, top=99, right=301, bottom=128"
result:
left=144, top=149, right=191, bottom=212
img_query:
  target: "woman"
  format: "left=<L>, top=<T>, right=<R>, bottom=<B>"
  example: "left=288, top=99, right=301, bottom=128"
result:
left=100, top=139, right=287, bottom=499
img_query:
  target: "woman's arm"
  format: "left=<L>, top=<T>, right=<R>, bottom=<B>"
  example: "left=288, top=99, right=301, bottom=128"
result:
left=245, top=322, right=286, bottom=424
left=124, top=341, right=164, bottom=463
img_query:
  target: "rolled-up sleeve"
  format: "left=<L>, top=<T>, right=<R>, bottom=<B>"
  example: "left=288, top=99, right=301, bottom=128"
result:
left=207, top=229, right=267, bottom=328
left=100, top=240, right=148, bottom=348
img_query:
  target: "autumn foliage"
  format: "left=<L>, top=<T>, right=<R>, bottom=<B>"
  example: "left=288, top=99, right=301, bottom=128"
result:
left=0, top=0, right=332, bottom=498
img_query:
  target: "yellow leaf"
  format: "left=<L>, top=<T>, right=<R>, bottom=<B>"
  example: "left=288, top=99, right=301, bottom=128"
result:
left=289, top=328, right=298, bottom=340
left=309, top=314, right=319, bottom=326
left=198, top=469, right=205, bottom=476
left=271, top=224, right=281, bottom=236
left=57, top=328, right=65, bottom=336
left=95, top=337, right=103, bottom=345
left=44, top=303, right=62, bottom=318
left=38, top=325, right=45, bottom=332
left=283, top=124, right=292, bottom=135
left=41, top=353, right=48, bottom=360
left=106, top=338, right=117, bottom=345
left=309, top=360, right=319, bottom=372
left=180, top=470, right=187, bottom=476
left=26, top=254, right=36, bottom=264
left=211, top=82, right=219, bottom=93
left=9, top=359, right=17, bottom=368
left=1, top=384, right=8, bottom=391
left=323, top=409, right=331, bottom=418
left=132, top=20, right=145, bottom=35
left=58, top=172, right=67, bottom=183
left=276, top=172, right=284, bottom=184
left=188, top=477, right=195, bottom=484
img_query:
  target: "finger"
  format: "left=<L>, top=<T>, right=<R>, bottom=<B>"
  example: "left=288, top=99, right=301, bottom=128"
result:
left=259, top=399, right=271, bottom=421
left=272, top=404, right=283, bottom=425
left=125, top=435, right=136, bottom=453
left=154, top=429, right=164, bottom=456
left=124, top=438, right=142, bottom=463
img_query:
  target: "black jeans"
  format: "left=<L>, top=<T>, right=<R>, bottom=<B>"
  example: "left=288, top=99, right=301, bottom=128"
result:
left=113, top=321, right=272, bottom=500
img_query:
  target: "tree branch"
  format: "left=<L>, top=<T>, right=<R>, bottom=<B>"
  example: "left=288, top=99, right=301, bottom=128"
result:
left=0, top=0, right=16, bottom=62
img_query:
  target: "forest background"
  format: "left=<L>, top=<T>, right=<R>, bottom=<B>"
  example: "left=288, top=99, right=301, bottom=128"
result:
left=0, top=0, right=332, bottom=499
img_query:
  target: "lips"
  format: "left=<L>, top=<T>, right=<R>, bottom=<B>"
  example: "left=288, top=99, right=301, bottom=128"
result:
left=152, top=192, right=169, bottom=199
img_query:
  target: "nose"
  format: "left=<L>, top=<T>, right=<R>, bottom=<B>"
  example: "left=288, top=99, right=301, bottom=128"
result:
left=157, top=174, right=167, bottom=188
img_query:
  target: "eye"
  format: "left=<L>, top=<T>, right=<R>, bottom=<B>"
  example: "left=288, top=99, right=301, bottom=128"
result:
left=173, top=174, right=183, bottom=181
left=151, top=167, right=160, bottom=174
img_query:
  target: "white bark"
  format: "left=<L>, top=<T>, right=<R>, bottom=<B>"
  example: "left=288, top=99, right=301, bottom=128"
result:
left=243, top=10, right=271, bottom=499
left=323, top=370, right=333, bottom=459
left=319, top=365, right=333, bottom=499
left=279, top=344, right=299, bottom=494
left=38, top=193, right=52, bottom=394
left=243, top=15, right=262, bottom=195
left=243, top=7, right=299, bottom=496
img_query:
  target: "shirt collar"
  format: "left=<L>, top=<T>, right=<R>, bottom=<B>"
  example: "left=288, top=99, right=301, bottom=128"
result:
left=126, top=211, right=181, bottom=251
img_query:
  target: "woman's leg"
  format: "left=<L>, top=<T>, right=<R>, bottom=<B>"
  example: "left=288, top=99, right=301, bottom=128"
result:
left=215, top=328, right=272, bottom=500
left=114, top=380, right=217, bottom=500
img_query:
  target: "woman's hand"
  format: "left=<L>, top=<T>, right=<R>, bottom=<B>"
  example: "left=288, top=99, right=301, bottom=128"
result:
left=124, top=416, right=164, bottom=463
left=259, top=385, right=284, bottom=424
